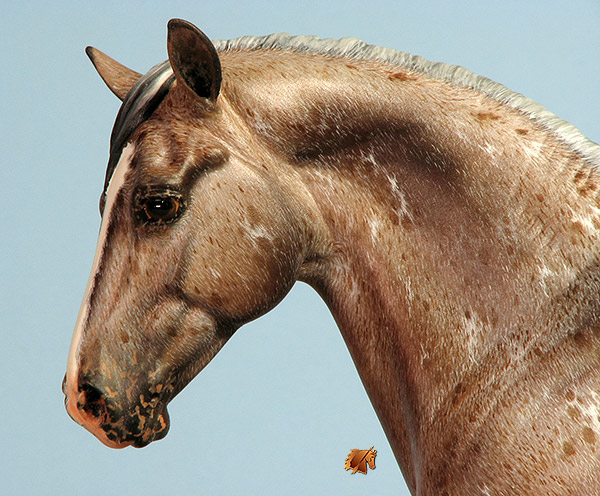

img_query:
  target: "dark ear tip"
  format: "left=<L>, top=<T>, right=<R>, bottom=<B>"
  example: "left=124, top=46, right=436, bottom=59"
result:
left=85, top=46, right=96, bottom=60
left=167, top=18, right=184, bottom=28
left=167, top=18, right=194, bottom=35
left=167, top=19, right=213, bottom=45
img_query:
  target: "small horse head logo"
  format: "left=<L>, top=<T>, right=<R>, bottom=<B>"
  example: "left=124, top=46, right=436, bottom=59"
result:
left=344, top=446, right=377, bottom=475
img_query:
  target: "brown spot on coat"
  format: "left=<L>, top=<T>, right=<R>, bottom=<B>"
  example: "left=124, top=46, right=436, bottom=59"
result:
left=582, top=427, right=596, bottom=445
left=567, top=405, right=581, bottom=420
left=563, top=441, right=577, bottom=456
left=578, top=181, right=598, bottom=197
left=475, top=111, right=501, bottom=121
left=451, top=382, right=467, bottom=407
left=574, top=169, right=587, bottom=182
left=388, top=71, right=417, bottom=82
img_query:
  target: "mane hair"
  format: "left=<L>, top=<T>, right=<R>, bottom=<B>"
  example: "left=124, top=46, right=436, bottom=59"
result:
left=214, top=34, right=600, bottom=167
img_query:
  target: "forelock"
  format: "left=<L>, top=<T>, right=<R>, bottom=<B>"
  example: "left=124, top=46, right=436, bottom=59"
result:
left=103, top=61, right=175, bottom=197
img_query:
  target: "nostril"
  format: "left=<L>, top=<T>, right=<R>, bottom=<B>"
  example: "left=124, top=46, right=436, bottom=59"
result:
left=78, top=381, right=107, bottom=420
left=81, top=382, right=103, bottom=403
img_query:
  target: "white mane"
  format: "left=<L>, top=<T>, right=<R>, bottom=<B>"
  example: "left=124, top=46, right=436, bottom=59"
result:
left=214, top=34, right=600, bottom=167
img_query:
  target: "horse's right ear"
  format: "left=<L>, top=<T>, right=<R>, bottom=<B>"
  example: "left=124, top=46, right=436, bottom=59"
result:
left=86, top=47, right=142, bottom=101
left=167, top=19, right=222, bottom=102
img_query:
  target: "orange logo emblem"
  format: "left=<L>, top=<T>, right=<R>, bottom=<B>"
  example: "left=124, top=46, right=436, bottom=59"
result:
left=344, top=446, right=377, bottom=475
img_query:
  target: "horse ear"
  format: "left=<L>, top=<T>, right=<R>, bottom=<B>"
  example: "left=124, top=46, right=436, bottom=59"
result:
left=167, top=19, right=222, bottom=101
left=86, top=47, right=142, bottom=101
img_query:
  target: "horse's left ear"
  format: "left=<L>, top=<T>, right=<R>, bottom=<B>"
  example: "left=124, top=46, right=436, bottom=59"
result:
left=86, top=47, right=142, bottom=101
left=167, top=19, right=222, bottom=102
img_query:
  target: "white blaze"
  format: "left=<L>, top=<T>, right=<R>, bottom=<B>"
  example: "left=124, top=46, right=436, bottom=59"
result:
left=66, top=143, right=136, bottom=388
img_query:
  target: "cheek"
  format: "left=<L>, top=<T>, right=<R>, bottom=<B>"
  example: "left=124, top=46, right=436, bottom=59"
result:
left=180, top=211, right=302, bottom=320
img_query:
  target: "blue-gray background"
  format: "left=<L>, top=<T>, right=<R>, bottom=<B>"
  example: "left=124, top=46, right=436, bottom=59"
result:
left=2, top=1, right=598, bottom=495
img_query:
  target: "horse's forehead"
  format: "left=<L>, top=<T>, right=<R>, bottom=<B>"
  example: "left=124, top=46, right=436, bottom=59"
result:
left=103, top=61, right=175, bottom=196
left=130, top=112, right=228, bottom=180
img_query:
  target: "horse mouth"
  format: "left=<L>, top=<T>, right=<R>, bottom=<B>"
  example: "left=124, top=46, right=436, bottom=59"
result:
left=62, top=373, right=171, bottom=449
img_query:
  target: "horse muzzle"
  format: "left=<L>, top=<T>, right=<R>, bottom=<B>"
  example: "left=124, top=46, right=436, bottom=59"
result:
left=62, top=372, right=171, bottom=448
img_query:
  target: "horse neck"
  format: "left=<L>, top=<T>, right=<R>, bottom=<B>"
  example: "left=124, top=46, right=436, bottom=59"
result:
left=225, top=51, right=600, bottom=492
left=298, top=118, right=600, bottom=491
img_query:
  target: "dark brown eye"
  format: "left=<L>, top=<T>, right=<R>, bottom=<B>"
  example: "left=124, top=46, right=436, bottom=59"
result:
left=142, top=197, right=180, bottom=222
left=144, top=197, right=177, bottom=219
left=134, top=186, right=185, bottom=226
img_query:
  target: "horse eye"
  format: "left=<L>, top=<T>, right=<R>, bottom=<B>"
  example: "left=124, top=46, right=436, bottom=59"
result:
left=142, top=197, right=181, bottom=222
left=134, top=187, right=185, bottom=226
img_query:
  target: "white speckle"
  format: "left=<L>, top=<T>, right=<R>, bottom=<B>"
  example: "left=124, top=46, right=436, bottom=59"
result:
left=537, top=264, right=553, bottom=297
left=365, top=152, right=382, bottom=171
left=241, top=218, right=273, bottom=241
left=385, top=171, right=413, bottom=222
left=367, top=214, right=382, bottom=242
left=478, top=141, right=497, bottom=157
left=579, top=391, right=600, bottom=429
left=536, top=260, right=577, bottom=298
left=462, top=310, right=487, bottom=363
left=387, top=173, right=400, bottom=194
left=395, top=192, right=412, bottom=221
left=419, top=342, right=429, bottom=365
left=208, top=267, right=222, bottom=280
left=523, top=141, right=543, bottom=160
left=479, top=484, right=493, bottom=496
left=347, top=275, right=360, bottom=302
left=589, top=205, right=600, bottom=217
left=571, top=212, right=598, bottom=233
left=405, top=277, right=414, bottom=304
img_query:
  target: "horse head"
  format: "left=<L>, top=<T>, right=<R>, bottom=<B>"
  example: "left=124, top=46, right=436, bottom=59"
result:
left=367, top=449, right=377, bottom=470
left=63, top=19, right=316, bottom=448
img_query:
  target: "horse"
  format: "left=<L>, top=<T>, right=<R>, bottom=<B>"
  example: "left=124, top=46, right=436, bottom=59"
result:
left=63, top=18, right=600, bottom=495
